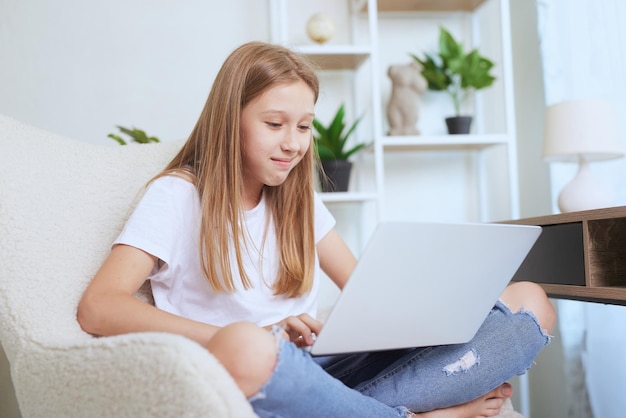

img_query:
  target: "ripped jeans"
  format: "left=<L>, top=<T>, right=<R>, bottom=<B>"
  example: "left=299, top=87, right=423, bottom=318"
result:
left=249, top=301, right=551, bottom=417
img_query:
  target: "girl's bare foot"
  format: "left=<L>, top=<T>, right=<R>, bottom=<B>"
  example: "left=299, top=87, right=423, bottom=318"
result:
left=409, top=382, right=513, bottom=418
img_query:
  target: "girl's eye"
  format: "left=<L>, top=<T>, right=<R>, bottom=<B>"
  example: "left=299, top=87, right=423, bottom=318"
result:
left=266, top=122, right=282, bottom=128
left=298, top=125, right=311, bottom=132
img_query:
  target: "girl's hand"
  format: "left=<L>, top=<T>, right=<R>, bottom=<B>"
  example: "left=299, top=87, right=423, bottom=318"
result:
left=266, top=314, right=323, bottom=347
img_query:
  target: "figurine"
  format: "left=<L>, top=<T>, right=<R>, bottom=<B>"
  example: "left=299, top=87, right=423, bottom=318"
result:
left=387, top=61, right=427, bottom=135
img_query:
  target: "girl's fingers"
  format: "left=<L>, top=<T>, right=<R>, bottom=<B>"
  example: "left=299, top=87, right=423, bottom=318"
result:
left=271, top=313, right=323, bottom=346
left=298, top=313, right=323, bottom=335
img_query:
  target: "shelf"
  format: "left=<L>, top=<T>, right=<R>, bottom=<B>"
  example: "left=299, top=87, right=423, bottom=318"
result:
left=537, top=284, right=626, bottom=306
left=319, top=191, right=379, bottom=203
left=507, top=206, right=626, bottom=306
left=381, top=134, right=509, bottom=151
left=293, top=45, right=371, bottom=70
left=359, top=0, right=487, bottom=12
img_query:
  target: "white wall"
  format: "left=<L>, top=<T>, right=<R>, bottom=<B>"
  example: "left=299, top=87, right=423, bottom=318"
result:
left=510, top=0, right=551, bottom=218
left=0, top=0, right=269, bottom=144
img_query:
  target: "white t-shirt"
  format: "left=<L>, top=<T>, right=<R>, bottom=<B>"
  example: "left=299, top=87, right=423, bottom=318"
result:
left=114, top=176, right=335, bottom=327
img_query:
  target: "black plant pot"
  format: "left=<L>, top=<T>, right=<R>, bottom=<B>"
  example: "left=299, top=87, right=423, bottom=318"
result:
left=445, top=116, right=473, bottom=135
left=319, top=160, right=353, bottom=192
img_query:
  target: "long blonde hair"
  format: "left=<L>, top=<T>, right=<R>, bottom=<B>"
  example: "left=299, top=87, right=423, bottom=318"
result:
left=159, top=42, right=320, bottom=297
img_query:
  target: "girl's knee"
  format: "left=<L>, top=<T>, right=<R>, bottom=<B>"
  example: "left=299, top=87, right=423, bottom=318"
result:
left=207, top=322, right=278, bottom=396
left=501, top=281, right=556, bottom=333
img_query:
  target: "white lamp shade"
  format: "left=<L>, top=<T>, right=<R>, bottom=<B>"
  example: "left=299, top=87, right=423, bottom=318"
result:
left=543, top=99, right=624, bottom=162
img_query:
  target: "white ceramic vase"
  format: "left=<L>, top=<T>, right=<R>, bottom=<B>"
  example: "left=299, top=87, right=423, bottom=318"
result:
left=306, top=13, right=334, bottom=44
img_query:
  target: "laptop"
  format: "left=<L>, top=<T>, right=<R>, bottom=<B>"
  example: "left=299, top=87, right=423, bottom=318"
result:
left=308, top=221, right=541, bottom=356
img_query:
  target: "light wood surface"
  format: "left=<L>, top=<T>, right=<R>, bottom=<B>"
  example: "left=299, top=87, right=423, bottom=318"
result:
left=362, top=0, right=487, bottom=12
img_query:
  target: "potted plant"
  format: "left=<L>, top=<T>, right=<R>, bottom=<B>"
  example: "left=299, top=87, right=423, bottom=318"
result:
left=108, top=125, right=160, bottom=145
left=410, top=27, right=496, bottom=134
left=313, top=104, right=368, bottom=192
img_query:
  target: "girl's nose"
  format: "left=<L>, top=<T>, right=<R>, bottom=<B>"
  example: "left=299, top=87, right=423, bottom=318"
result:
left=281, top=129, right=301, bottom=153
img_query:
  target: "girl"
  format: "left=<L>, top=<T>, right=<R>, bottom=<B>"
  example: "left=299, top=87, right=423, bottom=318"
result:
left=78, top=41, right=555, bottom=417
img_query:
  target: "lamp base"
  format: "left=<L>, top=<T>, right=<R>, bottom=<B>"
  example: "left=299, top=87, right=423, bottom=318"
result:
left=558, top=158, right=615, bottom=213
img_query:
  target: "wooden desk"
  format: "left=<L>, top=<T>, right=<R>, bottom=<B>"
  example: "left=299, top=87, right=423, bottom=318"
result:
left=506, top=206, right=626, bottom=305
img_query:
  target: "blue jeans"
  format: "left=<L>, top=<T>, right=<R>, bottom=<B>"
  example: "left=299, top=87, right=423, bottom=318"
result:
left=249, top=301, right=550, bottom=417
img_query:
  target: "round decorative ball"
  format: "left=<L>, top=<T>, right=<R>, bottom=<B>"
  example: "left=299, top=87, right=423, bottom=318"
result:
left=306, top=13, right=335, bottom=44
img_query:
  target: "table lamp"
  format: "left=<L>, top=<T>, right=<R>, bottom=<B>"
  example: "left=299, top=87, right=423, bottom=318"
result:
left=543, top=99, right=624, bottom=213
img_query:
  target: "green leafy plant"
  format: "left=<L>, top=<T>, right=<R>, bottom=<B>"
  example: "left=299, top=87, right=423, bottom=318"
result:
left=108, top=125, right=160, bottom=145
left=410, top=27, right=496, bottom=116
left=313, top=104, right=367, bottom=161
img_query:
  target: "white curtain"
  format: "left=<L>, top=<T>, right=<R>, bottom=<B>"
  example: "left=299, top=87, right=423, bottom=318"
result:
left=537, top=0, right=626, bottom=207
left=537, top=1, right=626, bottom=417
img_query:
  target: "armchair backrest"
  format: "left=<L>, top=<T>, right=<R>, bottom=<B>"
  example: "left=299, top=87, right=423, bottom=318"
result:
left=0, top=115, right=182, bottom=360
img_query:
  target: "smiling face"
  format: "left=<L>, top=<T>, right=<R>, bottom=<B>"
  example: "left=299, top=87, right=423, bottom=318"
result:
left=240, top=80, right=316, bottom=207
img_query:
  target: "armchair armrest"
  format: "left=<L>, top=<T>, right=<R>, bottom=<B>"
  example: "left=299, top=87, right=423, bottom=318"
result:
left=14, top=332, right=257, bottom=418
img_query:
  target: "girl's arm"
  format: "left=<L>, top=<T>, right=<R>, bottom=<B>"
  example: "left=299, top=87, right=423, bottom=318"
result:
left=77, top=244, right=220, bottom=347
left=317, top=228, right=357, bottom=290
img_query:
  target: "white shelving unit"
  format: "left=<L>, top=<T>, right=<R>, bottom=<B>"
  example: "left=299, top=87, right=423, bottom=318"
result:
left=269, top=0, right=519, bottom=226
left=370, top=0, right=519, bottom=223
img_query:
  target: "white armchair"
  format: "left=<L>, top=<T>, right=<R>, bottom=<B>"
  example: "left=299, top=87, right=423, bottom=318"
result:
left=0, top=115, right=256, bottom=417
